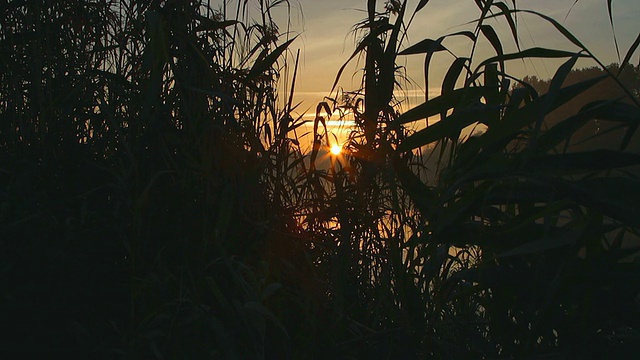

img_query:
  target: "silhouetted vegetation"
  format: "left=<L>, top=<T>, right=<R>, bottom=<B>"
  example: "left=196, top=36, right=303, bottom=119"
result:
left=518, top=63, right=640, bottom=152
left=2, top=0, right=640, bottom=359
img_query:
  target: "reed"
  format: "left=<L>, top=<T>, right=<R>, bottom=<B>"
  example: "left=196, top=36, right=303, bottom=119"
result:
left=306, top=0, right=640, bottom=357
left=1, top=0, right=639, bottom=358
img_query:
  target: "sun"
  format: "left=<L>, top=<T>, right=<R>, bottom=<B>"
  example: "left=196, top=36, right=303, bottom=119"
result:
left=330, top=144, right=342, bottom=155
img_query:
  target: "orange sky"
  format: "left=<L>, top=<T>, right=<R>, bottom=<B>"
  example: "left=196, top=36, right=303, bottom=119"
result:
left=264, top=0, right=640, bottom=149
left=272, top=0, right=639, bottom=103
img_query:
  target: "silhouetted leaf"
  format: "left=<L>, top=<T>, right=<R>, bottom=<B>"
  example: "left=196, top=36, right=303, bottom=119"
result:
left=619, top=32, right=640, bottom=77
left=392, top=158, right=435, bottom=214
left=533, top=53, right=581, bottom=138
left=476, top=75, right=606, bottom=151
left=416, top=0, right=431, bottom=12
left=564, top=0, right=580, bottom=21
left=564, top=177, right=640, bottom=228
left=506, top=87, right=536, bottom=115
left=476, top=47, right=585, bottom=70
left=483, top=64, right=501, bottom=126
left=607, top=0, right=621, bottom=61
left=537, top=100, right=640, bottom=153
left=195, top=16, right=240, bottom=32
left=261, top=283, right=282, bottom=301
left=535, top=100, right=609, bottom=153
left=398, top=104, right=494, bottom=151
left=521, top=9, right=587, bottom=51
left=381, top=1, right=407, bottom=104
left=442, top=58, right=468, bottom=95
left=474, top=0, right=494, bottom=28
left=526, top=150, right=640, bottom=175
left=399, top=38, right=447, bottom=56
left=399, top=31, right=475, bottom=56
left=433, top=182, right=491, bottom=234
left=331, top=23, right=393, bottom=92
left=480, top=25, right=504, bottom=70
left=491, top=1, right=520, bottom=50
left=249, top=37, right=297, bottom=80
left=392, top=87, right=488, bottom=126
left=441, top=57, right=468, bottom=118
left=498, top=230, right=581, bottom=258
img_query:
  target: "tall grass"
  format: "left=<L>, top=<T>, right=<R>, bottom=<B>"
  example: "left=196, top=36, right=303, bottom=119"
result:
left=307, top=0, right=640, bottom=357
left=1, top=0, right=639, bottom=358
left=0, top=0, right=309, bottom=357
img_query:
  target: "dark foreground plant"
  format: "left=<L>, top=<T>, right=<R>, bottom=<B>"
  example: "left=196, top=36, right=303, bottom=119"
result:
left=1, top=0, right=312, bottom=358
left=305, top=0, right=640, bottom=358
left=2, top=0, right=640, bottom=359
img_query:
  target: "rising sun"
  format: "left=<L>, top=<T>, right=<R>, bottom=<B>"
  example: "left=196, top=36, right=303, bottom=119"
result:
left=330, top=144, right=342, bottom=155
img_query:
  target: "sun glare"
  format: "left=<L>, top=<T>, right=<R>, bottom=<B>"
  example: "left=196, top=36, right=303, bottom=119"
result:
left=330, top=144, right=342, bottom=155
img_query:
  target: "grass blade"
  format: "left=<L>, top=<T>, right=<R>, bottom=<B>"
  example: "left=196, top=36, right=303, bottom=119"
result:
left=480, top=25, right=504, bottom=71
left=391, top=87, right=488, bottom=126
left=607, top=0, right=621, bottom=61
left=475, top=47, right=585, bottom=71
left=618, top=32, right=640, bottom=77
left=398, top=104, right=493, bottom=151
left=248, top=36, right=297, bottom=80
left=416, top=0, right=431, bottom=12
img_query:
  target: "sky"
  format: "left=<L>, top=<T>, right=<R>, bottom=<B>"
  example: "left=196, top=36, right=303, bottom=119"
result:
left=261, top=0, right=640, bottom=148
left=268, top=0, right=640, bottom=107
